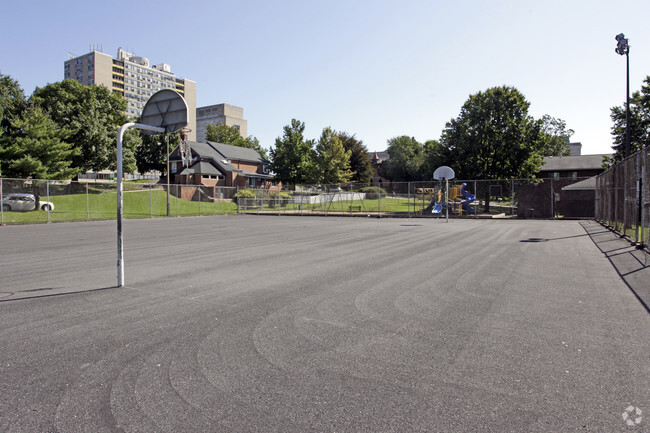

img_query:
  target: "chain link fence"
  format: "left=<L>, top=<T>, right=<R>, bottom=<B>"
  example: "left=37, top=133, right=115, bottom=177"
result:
left=1, top=172, right=613, bottom=226
left=0, top=178, right=238, bottom=225
left=235, top=178, right=597, bottom=219
left=595, top=146, right=649, bottom=247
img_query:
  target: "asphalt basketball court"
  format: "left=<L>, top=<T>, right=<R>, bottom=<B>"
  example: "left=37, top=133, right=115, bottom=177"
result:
left=0, top=215, right=648, bottom=432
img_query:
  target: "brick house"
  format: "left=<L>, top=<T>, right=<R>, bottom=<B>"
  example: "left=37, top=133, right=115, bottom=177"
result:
left=169, top=141, right=274, bottom=189
left=538, top=154, right=607, bottom=181
left=518, top=154, right=610, bottom=218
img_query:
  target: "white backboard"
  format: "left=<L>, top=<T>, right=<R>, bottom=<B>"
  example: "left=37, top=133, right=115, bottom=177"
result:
left=433, top=166, right=455, bottom=180
left=140, top=89, right=188, bottom=135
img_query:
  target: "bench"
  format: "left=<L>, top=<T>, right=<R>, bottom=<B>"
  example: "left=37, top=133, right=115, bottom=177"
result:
left=349, top=205, right=362, bottom=212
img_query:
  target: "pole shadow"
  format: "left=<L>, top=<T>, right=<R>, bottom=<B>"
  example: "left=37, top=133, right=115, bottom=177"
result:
left=0, top=286, right=119, bottom=303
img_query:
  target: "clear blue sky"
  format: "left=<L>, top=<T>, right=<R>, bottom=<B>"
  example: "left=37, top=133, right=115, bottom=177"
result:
left=2, top=0, right=649, bottom=155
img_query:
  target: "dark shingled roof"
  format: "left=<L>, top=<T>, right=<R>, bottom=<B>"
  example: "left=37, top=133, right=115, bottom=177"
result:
left=207, top=141, right=268, bottom=164
left=180, top=161, right=222, bottom=176
left=171, top=140, right=273, bottom=178
left=540, top=154, right=609, bottom=171
left=561, top=176, right=597, bottom=191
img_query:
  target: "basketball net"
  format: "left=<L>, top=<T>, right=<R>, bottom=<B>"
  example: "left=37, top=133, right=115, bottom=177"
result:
left=179, top=129, right=192, bottom=167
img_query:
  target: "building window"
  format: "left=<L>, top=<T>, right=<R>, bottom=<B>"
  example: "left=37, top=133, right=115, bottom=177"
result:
left=552, top=172, right=560, bottom=181
left=570, top=171, right=578, bottom=180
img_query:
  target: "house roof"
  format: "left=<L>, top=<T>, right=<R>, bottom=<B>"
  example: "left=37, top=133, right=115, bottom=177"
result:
left=171, top=141, right=268, bottom=166
left=561, top=176, right=597, bottom=191
left=171, top=140, right=273, bottom=179
left=372, top=151, right=389, bottom=163
left=540, top=154, right=609, bottom=172
left=180, top=161, right=222, bottom=176
left=207, top=141, right=268, bottom=164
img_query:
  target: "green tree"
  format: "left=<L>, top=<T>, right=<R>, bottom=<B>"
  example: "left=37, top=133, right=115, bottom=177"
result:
left=313, top=127, right=352, bottom=184
left=338, top=132, right=372, bottom=183
left=383, top=136, right=424, bottom=182
left=30, top=80, right=128, bottom=172
left=269, top=119, right=315, bottom=185
left=0, top=106, right=79, bottom=180
left=0, top=73, right=26, bottom=135
left=420, top=139, right=448, bottom=180
left=439, top=86, right=542, bottom=180
left=135, top=133, right=178, bottom=176
left=121, top=129, right=142, bottom=174
left=610, top=75, right=650, bottom=162
left=535, top=114, right=573, bottom=157
left=206, top=122, right=268, bottom=159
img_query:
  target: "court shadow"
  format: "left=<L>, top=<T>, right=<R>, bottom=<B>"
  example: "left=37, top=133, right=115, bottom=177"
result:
left=0, top=286, right=119, bottom=303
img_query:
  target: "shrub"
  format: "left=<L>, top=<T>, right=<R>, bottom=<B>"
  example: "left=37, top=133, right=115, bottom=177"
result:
left=359, top=186, right=387, bottom=199
left=233, top=189, right=257, bottom=199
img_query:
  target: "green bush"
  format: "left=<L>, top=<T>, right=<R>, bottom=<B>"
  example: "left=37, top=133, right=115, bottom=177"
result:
left=233, top=189, right=257, bottom=199
left=359, top=186, right=387, bottom=199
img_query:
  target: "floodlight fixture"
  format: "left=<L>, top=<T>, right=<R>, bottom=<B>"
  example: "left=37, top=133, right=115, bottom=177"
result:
left=615, top=33, right=629, bottom=55
left=614, top=33, right=631, bottom=159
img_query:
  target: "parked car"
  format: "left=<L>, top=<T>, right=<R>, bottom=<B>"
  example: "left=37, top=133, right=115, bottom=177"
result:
left=1, top=193, right=54, bottom=211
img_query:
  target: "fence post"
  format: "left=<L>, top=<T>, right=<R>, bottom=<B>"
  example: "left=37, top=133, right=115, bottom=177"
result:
left=150, top=186, right=153, bottom=218
left=639, top=146, right=646, bottom=248
left=378, top=185, right=381, bottom=217
left=623, top=158, right=628, bottom=233
left=1, top=178, right=3, bottom=225
left=510, top=179, right=514, bottom=216
left=198, top=185, right=201, bottom=216
left=407, top=182, right=411, bottom=218
left=550, top=178, right=554, bottom=219
left=46, top=180, right=50, bottom=223
left=85, top=182, right=89, bottom=221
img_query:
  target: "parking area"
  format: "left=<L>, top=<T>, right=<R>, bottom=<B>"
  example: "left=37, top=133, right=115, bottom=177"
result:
left=0, top=216, right=648, bottom=432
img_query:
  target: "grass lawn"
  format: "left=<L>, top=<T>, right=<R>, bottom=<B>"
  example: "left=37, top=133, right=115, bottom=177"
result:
left=1, top=190, right=238, bottom=224
left=241, top=197, right=417, bottom=214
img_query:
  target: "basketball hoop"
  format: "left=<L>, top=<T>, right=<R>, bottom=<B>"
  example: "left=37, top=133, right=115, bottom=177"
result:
left=179, top=128, right=192, bottom=167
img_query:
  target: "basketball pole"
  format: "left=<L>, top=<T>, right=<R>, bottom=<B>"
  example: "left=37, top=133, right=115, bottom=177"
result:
left=117, top=122, right=165, bottom=288
left=445, top=178, right=449, bottom=223
left=166, top=134, right=170, bottom=217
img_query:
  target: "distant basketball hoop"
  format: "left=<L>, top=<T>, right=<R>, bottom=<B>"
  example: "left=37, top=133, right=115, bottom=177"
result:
left=433, top=166, right=455, bottom=223
left=433, top=166, right=455, bottom=181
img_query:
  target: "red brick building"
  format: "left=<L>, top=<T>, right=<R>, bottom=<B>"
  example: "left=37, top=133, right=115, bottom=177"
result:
left=169, top=141, right=274, bottom=189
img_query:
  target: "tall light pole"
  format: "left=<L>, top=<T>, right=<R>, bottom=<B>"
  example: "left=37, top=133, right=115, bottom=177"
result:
left=615, top=33, right=630, bottom=158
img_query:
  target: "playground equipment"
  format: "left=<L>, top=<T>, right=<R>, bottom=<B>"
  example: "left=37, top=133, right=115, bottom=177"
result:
left=460, top=183, right=476, bottom=213
left=420, top=188, right=444, bottom=214
left=418, top=182, right=476, bottom=216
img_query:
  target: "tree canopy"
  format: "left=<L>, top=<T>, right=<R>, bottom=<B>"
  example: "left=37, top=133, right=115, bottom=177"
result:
left=134, top=132, right=177, bottom=176
left=610, top=75, right=650, bottom=162
left=30, top=80, right=129, bottom=172
left=269, top=119, right=315, bottom=185
left=0, top=106, right=79, bottom=179
left=0, top=73, right=26, bottom=134
left=338, top=132, right=372, bottom=183
left=438, top=86, right=565, bottom=179
left=313, top=127, right=352, bottom=184
left=384, top=136, right=425, bottom=182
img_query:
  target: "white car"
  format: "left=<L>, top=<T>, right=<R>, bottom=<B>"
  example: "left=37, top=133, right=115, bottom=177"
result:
left=1, top=193, right=55, bottom=211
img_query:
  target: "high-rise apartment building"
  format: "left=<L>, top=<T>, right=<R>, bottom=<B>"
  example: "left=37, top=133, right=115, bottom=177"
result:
left=196, top=104, right=247, bottom=143
left=64, top=48, right=196, bottom=140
